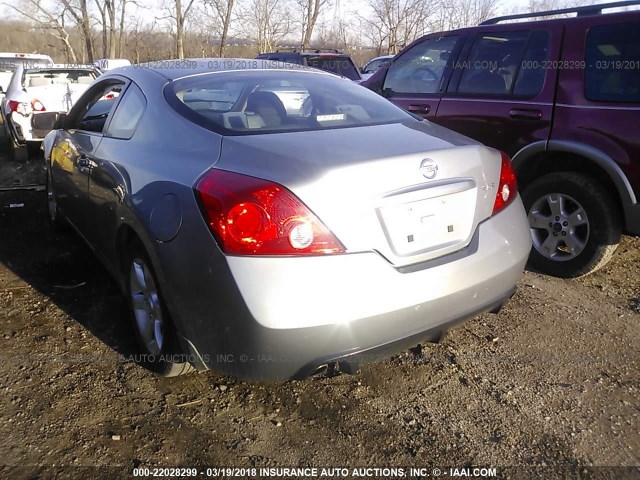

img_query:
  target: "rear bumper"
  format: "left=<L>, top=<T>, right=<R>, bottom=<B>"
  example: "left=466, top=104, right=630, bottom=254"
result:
left=169, top=197, right=531, bottom=380
left=8, top=111, right=51, bottom=142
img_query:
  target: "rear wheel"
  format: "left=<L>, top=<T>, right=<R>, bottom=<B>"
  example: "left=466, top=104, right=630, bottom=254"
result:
left=125, top=243, right=194, bottom=376
left=522, top=172, right=621, bottom=278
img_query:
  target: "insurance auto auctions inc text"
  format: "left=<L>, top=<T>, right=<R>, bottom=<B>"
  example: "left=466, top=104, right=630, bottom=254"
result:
left=246, top=467, right=497, bottom=477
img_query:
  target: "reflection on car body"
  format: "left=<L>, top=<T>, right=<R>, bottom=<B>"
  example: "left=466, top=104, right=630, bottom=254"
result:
left=43, top=59, right=531, bottom=381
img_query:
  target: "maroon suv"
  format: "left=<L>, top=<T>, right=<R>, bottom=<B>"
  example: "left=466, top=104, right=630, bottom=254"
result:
left=364, top=1, right=640, bottom=277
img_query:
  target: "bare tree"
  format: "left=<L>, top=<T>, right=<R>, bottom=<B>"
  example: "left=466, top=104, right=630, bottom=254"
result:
left=365, top=0, right=433, bottom=54
left=430, top=0, right=500, bottom=31
left=202, top=0, right=235, bottom=56
left=239, top=0, right=293, bottom=53
left=3, top=0, right=79, bottom=61
left=297, top=0, right=329, bottom=50
left=160, top=0, right=198, bottom=58
left=94, top=0, right=116, bottom=58
left=59, top=0, right=95, bottom=61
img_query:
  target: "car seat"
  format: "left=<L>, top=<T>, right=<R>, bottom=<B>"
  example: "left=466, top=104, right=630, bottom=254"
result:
left=244, top=91, right=287, bottom=127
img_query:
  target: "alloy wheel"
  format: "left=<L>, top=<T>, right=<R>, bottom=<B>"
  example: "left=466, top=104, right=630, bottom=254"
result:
left=129, top=258, right=164, bottom=356
left=528, top=193, right=589, bottom=261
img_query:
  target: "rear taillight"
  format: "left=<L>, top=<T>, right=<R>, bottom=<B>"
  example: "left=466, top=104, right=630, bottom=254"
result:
left=8, top=100, right=31, bottom=116
left=31, top=99, right=46, bottom=112
left=492, top=151, right=518, bottom=215
left=195, top=169, right=345, bottom=256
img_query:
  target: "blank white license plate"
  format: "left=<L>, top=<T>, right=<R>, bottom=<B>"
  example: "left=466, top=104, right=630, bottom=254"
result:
left=379, top=190, right=475, bottom=256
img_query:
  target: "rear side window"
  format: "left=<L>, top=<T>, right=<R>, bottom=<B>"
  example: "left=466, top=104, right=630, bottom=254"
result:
left=458, top=31, right=530, bottom=96
left=106, top=83, right=146, bottom=139
left=167, top=70, right=412, bottom=135
left=306, top=56, right=360, bottom=80
left=585, top=22, right=640, bottom=103
left=384, top=35, right=460, bottom=94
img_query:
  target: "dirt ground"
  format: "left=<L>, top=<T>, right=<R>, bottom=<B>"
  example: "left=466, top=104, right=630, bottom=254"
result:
left=0, top=148, right=638, bottom=480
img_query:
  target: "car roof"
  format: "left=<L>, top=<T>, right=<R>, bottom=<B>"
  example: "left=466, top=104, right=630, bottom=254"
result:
left=433, top=3, right=640, bottom=37
left=367, top=55, right=394, bottom=62
left=24, top=64, right=96, bottom=70
left=107, top=58, right=329, bottom=83
left=0, top=52, right=52, bottom=60
left=258, top=51, right=351, bottom=58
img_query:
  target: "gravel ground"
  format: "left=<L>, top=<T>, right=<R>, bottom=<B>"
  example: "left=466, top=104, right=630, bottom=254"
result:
left=0, top=151, right=638, bottom=480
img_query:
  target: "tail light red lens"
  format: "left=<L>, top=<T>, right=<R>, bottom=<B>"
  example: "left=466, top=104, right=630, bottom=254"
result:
left=8, top=100, right=31, bottom=115
left=492, top=151, right=518, bottom=215
left=31, top=99, right=46, bottom=112
left=195, top=169, right=345, bottom=256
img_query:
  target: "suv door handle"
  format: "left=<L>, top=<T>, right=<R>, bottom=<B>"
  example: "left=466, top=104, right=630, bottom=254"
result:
left=407, top=104, right=431, bottom=114
left=509, top=108, right=542, bottom=120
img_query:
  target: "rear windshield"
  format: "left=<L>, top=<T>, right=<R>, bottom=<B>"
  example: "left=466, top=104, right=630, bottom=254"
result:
left=23, top=69, right=96, bottom=87
left=0, top=57, right=51, bottom=91
left=306, top=56, right=360, bottom=80
left=167, top=70, right=412, bottom=135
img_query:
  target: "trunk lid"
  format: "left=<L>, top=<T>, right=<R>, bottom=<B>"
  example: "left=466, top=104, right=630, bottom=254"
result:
left=23, top=83, right=90, bottom=112
left=217, top=120, right=502, bottom=266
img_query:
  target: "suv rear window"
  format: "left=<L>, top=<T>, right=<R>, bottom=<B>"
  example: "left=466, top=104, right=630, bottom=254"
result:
left=167, top=70, right=412, bottom=135
left=584, top=22, right=640, bottom=103
left=305, top=56, right=360, bottom=80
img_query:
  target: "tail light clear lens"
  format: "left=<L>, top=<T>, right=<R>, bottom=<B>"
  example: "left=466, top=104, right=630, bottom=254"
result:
left=492, top=151, right=518, bottom=215
left=195, top=169, right=345, bottom=256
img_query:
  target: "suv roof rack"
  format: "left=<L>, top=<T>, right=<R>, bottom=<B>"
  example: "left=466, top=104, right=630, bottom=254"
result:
left=273, top=48, right=342, bottom=54
left=480, top=0, right=640, bottom=25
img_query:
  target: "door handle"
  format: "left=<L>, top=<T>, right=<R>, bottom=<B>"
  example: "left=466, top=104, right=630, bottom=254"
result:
left=509, top=108, right=542, bottom=120
left=407, top=104, right=431, bottom=115
left=78, top=155, right=97, bottom=170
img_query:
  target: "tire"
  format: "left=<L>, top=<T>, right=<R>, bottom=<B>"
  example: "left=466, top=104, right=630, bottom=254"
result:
left=46, top=169, right=67, bottom=230
left=125, top=242, right=194, bottom=377
left=521, top=172, right=621, bottom=278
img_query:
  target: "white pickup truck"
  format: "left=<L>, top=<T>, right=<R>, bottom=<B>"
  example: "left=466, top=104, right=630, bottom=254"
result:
left=1, top=64, right=98, bottom=160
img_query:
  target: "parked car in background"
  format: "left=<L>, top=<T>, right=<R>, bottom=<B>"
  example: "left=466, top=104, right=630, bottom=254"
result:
left=1, top=64, right=98, bottom=161
left=361, top=54, right=394, bottom=81
left=364, top=1, right=640, bottom=278
left=256, top=49, right=362, bottom=81
left=94, top=58, right=132, bottom=74
left=42, top=59, right=530, bottom=380
left=0, top=52, right=53, bottom=97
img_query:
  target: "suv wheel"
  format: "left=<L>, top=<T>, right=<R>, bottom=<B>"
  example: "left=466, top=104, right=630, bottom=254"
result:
left=125, top=242, right=195, bottom=377
left=522, top=172, right=621, bottom=278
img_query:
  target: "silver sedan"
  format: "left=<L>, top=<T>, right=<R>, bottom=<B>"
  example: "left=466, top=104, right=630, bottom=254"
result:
left=43, top=59, right=531, bottom=380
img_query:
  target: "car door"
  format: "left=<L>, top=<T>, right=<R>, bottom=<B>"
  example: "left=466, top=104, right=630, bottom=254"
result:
left=434, top=25, right=562, bottom=157
left=378, top=34, right=464, bottom=119
left=86, top=81, right=147, bottom=261
left=51, top=79, right=125, bottom=236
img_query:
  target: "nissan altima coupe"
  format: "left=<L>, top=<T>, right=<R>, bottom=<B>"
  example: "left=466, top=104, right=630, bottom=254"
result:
left=43, top=59, right=531, bottom=380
